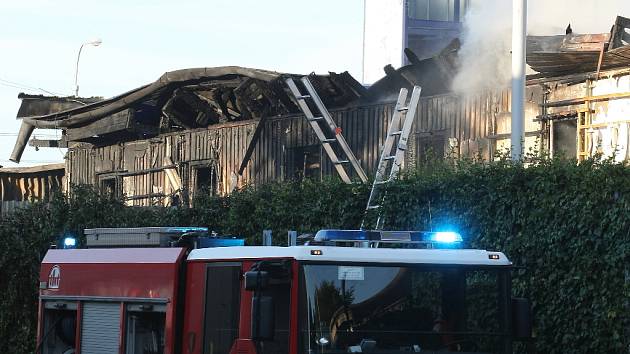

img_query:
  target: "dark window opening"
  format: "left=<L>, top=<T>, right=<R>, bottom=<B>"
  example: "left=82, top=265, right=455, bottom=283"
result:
left=286, top=145, right=321, bottom=181
left=552, top=120, right=577, bottom=158
left=40, top=303, right=77, bottom=354
left=194, top=164, right=219, bottom=197
left=125, top=305, right=166, bottom=354
left=100, top=177, right=118, bottom=198
left=204, top=263, right=241, bottom=354
left=416, top=132, right=446, bottom=163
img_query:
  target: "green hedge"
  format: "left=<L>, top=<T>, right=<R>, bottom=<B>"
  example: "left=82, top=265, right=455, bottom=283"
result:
left=0, top=157, right=628, bottom=353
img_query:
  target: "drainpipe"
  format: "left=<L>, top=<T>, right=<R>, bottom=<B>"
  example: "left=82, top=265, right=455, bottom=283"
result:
left=511, top=0, right=527, bottom=160
left=10, top=121, right=35, bottom=163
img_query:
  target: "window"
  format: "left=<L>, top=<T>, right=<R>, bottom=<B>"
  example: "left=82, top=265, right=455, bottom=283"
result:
left=552, top=120, right=577, bottom=158
left=204, top=263, right=241, bottom=354
left=253, top=260, right=292, bottom=354
left=40, top=301, right=77, bottom=354
left=408, top=0, right=470, bottom=22
left=125, top=304, right=166, bottom=354
left=194, top=164, right=219, bottom=196
left=300, top=265, right=509, bottom=353
left=416, top=131, right=447, bottom=162
left=285, top=145, right=321, bottom=180
left=257, top=281, right=291, bottom=354
left=100, top=176, right=118, bottom=197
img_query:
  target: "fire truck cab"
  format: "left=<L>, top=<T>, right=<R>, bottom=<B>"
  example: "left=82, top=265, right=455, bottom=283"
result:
left=37, top=228, right=531, bottom=354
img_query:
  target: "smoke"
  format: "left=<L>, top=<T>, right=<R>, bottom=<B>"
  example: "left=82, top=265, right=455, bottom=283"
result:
left=452, top=0, right=630, bottom=94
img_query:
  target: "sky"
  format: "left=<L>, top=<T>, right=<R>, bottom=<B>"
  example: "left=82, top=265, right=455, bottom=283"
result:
left=0, top=0, right=365, bottom=167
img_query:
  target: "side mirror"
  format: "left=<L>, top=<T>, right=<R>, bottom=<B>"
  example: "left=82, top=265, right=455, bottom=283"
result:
left=512, top=297, right=533, bottom=340
left=244, top=270, right=269, bottom=291
left=251, top=295, right=275, bottom=341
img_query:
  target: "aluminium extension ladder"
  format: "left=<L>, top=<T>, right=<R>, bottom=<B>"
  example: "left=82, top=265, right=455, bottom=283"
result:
left=362, top=86, right=422, bottom=230
left=285, top=77, right=368, bottom=184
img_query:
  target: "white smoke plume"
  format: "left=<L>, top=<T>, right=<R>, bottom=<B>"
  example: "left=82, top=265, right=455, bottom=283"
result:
left=452, top=0, right=630, bottom=93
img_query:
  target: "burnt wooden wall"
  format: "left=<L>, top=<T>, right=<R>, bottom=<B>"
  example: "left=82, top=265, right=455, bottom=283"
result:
left=66, top=90, right=518, bottom=205
left=0, top=165, right=65, bottom=217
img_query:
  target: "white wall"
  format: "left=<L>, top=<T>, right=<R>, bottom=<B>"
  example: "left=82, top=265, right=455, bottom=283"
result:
left=363, top=0, right=405, bottom=84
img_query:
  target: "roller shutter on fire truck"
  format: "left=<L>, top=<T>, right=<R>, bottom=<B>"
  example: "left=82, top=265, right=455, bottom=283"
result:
left=81, top=302, right=121, bottom=354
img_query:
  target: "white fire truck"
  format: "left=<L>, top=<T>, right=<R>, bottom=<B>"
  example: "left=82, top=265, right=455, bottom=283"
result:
left=37, top=227, right=531, bottom=354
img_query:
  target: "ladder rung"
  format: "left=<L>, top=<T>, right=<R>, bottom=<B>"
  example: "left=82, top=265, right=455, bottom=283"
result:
left=390, top=131, right=403, bottom=136
left=397, top=107, right=409, bottom=112
left=333, top=160, right=350, bottom=164
left=296, top=95, right=311, bottom=100
left=374, top=180, right=390, bottom=185
left=367, top=205, right=380, bottom=210
left=383, top=155, right=396, bottom=160
left=307, top=116, right=324, bottom=122
left=322, top=138, right=337, bottom=143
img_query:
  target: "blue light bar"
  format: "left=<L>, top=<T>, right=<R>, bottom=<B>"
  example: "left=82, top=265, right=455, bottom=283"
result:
left=314, top=229, right=463, bottom=246
left=430, top=232, right=463, bottom=243
left=165, top=227, right=209, bottom=234
left=198, top=238, right=245, bottom=248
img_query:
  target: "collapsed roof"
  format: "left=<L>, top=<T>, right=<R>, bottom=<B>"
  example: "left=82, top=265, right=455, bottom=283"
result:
left=527, top=16, right=630, bottom=77
left=11, top=66, right=367, bottom=162
left=11, top=51, right=460, bottom=163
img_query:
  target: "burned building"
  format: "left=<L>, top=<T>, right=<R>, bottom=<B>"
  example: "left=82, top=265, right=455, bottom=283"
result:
left=9, top=17, right=630, bottom=205
left=11, top=53, right=470, bottom=205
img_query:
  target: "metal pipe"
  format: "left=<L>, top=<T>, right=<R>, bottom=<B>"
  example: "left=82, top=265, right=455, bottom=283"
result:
left=511, top=0, right=527, bottom=160
left=10, top=121, right=35, bottom=163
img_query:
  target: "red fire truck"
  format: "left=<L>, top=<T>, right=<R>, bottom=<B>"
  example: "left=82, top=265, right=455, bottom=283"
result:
left=37, top=227, right=531, bottom=354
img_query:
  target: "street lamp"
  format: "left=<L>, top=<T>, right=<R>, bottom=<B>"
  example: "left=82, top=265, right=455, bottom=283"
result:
left=74, top=38, right=102, bottom=97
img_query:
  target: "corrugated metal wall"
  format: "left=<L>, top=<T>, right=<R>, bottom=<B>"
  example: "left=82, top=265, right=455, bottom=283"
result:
left=66, top=90, right=518, bottom=204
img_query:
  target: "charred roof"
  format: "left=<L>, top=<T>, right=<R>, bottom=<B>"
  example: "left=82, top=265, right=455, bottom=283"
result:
left=527, top=16, right=630, bottom=78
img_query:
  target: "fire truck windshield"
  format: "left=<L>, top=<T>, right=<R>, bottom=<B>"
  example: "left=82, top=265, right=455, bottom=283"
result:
left=300, top=264, right=510, bottom=353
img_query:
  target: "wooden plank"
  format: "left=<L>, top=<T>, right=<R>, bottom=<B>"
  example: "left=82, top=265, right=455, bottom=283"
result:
left=28, top=139, right=68, bottom=148
left=238, top=114, right=268, bottom=175
left=66, top=109, right=134, bottom=141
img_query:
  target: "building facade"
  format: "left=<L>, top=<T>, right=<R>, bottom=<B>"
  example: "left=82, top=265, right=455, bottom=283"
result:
left=363, top=0, right=471, bottom=83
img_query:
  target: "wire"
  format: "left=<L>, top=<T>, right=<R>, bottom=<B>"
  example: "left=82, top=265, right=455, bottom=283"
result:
left=0, top=133, right=60, bottom=138
left=0, top=161, right=64, bottom=164
left=0, top=77, right=67, bottom=96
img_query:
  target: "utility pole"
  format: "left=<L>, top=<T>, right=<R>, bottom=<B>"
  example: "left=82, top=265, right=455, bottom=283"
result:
left=511, top=0, right=527, bottom=160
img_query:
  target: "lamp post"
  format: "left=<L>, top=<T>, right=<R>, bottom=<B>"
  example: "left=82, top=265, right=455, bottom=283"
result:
left=74, top=38, right=102, bottom=97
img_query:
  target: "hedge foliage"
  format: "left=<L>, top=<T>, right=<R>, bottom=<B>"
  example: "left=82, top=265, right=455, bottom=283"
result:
left=0, top=157, right=628, bottom=353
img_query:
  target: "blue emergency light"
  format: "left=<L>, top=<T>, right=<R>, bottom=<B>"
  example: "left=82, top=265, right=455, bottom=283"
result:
left=430, top=231, right=462, bottom=243
left=59, top=233, right=78, bottom=249
left=314, top=229, right=463, bottom=247
left=63, top=237, right=77, bottom=248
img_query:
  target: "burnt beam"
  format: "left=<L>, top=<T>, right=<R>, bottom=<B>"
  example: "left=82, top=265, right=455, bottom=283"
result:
left=29, top=138, right=68, bottom=148
left=66, top=108, right=140, bottom=141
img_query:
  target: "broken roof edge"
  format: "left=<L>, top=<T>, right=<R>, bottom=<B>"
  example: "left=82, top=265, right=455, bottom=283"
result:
left=17, top=92, right=103, bottom=102
left=22, top=66, right=284, bottom=129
